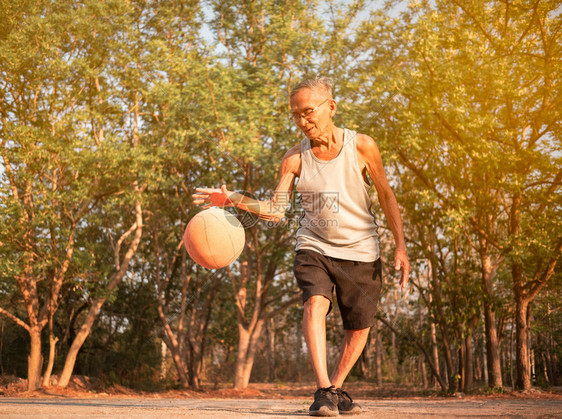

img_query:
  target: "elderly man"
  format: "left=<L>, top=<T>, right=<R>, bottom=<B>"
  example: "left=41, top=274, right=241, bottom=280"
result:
left=193, top=77, right=410, bottom=417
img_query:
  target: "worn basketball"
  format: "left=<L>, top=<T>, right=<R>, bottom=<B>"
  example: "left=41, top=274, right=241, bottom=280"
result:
left=183, top=208, right=245, bottom=269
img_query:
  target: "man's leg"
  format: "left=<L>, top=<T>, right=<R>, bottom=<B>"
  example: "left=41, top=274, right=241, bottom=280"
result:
left=303, top=295, right=340, bottom=416
left=330, top=327, right=370, bottom=388
left=303, top=295, right=332, bottom=388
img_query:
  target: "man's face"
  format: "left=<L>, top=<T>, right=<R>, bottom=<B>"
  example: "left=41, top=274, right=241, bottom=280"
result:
left=289, top=88, right=334, bottom=140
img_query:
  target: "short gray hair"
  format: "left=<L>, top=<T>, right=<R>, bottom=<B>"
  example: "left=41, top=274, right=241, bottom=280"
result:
left=290, top=77, right=334, bottom=99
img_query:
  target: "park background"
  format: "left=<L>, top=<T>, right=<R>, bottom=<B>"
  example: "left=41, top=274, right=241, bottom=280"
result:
left=0, top=0, right=560, bottom=396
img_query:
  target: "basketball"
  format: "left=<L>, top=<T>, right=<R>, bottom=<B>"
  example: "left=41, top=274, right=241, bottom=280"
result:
left=183, top=208, right=245, bottom=269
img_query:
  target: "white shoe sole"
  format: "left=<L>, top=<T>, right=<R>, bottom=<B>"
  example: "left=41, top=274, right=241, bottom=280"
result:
left=309, top=405, right=339, bottom=416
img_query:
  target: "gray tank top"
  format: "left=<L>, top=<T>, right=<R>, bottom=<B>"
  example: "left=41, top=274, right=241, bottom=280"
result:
left=295, top=128, right=380, bottom=262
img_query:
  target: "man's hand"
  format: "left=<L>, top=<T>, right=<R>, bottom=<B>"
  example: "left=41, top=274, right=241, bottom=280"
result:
left=394, top=248, right=410, bottom=291
left=192, top=185, right=234, bottom=209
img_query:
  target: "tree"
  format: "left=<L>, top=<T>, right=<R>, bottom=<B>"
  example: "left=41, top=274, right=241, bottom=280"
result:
left=0, top=0, right=205, bottom=389
left=204, top=0, right=327, bottom=389
left=347, top=0, right=561, bottom=390
left=0, top=0, right=110, bottom=390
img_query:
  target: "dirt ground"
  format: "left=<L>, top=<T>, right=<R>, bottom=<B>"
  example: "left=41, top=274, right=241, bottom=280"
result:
left=1, top=378, right=562, bottom=418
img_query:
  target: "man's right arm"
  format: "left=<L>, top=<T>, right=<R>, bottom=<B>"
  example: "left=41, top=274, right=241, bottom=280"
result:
left=230, top=145, right=301, bottom=222
left=193, top=145, right=301, bottom=223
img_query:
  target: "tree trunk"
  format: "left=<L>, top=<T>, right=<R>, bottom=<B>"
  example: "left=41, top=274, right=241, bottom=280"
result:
left=57, top=299, right=104, bottom=387
left=463, top=316, right=478, bottom=391
left=420, top=356, right=428, bottom=388
left=515, top=297, right=531, bottom=390
left=509, top=315, right=515, bottom=387
left=544, top=306, right=555, bottom=385
left=0, top=319, right=4, bottom=375
left=545, top=347, right=552, bottom=385
left=482, top=342, right=488, bottom=383
left=160, top=339, right=167, bottom=380
left=483, top=305, right=503, bottom=388
left=375, top=321, right=383, bottom=386
left=234, top=325, right=251, bottom=389
left=378, top=315, right=447, bottom=391
left=27, top=327, right=43, bottom=391
left=430, top=317, right=440, bottom=389
left=541, top=352, right=550, bottom=385
left=267, top=317, right=276, bottom=382
left=417, top=306, right=427, bottom=388
left=155, top=245, right=190, bottom=388
left=511, top=236, right=560, bottom=389
left=57, top=197, right=143, bottom=388
left=357, top=333, right=372, bottom=380
left=510, top=194, right=530, bottom=391
left=188, top=343, right=203, bottom=389
left=458, top=344, right=465, bottom=392
left=42, top=334, right=58, bottom=387
left=388, top=328, right=398, bottom=378
left=464, top=336, right=473, bottom=390
left=157, top=276, right=189, bottom=389
left=234, top=319, right=265, bottom=389
left=440, top=328, right=455, bottom=392
left=481, top=252, right=503, bottom=389
left=428, top=256, right=455, bottom=392
left=186, top=268, right=221, bottom=390
left=428, top=283, right=440, bottom=388
left=160, top=326, right=189, bottom=388
left=474, top=348, right=481, bottom=382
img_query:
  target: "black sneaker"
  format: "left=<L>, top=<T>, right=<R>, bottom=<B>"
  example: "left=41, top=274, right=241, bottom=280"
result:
left=336, top=388, right=362, bottom=415
left=309, top=385, right=339, bottom=417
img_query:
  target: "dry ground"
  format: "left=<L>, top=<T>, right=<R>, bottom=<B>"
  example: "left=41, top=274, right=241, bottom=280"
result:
left=1, top=377, right=561, bottom=418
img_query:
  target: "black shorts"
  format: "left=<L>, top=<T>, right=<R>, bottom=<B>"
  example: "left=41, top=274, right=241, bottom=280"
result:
left=293, top=249, right=382, bottom=330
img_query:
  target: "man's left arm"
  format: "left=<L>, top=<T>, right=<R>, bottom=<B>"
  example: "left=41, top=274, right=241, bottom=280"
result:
left=357, top=134, right=410, bottom=290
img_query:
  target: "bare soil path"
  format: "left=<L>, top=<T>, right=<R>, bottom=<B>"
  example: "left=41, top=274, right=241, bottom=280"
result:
left=1, top=396, right=562, bottom=418
left=1, top=380, right=561, bottom=418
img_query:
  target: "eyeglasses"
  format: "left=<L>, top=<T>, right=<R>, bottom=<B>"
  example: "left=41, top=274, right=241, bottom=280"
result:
left=289, top=98, right=330, bottom=122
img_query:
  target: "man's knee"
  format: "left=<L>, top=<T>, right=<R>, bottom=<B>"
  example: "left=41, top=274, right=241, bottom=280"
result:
left=345, top=327, right=371, bottom=344
left=304, top=295, right=331, bottom=316
left=346, top=327, right=371, bottom=337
